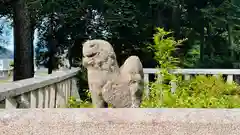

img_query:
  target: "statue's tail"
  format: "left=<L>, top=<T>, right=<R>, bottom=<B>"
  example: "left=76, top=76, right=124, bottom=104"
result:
left=120, top=55, right=144, bottom=107
left=120, top=55, right=144, bottom=77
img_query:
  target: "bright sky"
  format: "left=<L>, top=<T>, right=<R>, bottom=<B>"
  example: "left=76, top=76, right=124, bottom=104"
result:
left=0, top=17, right=38, bottom=52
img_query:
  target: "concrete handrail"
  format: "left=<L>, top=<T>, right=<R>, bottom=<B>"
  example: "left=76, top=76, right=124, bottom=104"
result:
left=143, top=68, right=240, bottom=75
left=0, top=68, right=80, bottom=109
left=143, top=68, right=240, bottom=94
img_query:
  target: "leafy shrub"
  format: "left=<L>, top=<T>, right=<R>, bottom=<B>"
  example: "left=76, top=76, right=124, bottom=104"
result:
left=141, top=75, right=240, bottom=108
left=67, top=89, right=93, bottom=108
left=67, top=89, right=113, bottom=108
left=141, top=28, right=240, bottom=108
left=141, top=27, right=184, bottom=107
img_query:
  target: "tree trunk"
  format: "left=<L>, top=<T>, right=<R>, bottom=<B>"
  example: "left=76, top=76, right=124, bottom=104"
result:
left=155, top=9, right=164, bottom=28
left=68, top=44, right=73, bottom=69
left=171, top=4, right=181, bottom=39
left=171, top=4, right=181, bottom=57
left=228, top=23, right=234, bottom=60
left=200, top=23, right=205, bottom=63
left=206, top=21, right=214, bottom=57
left=228, top=0, right=235, bottom=61
left=48, top=13, right=56, bottom=74
left=47, top=34, right=54, bottom=74
left=13, top=0, right=33, bottom=81
left=30, top=20, right=35, bottom=76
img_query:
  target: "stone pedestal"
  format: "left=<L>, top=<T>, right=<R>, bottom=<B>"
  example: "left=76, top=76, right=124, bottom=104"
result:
left=1, top=109, right=240, bottom=135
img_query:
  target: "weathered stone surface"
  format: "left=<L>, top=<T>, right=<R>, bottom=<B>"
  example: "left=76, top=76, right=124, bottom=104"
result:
left=102, top=81, right=132, bottom=108
left=82, top=39, right=120, bottom=108
left=1, top=109, right=240, bottom=135
left=82, top=39, right=144, bottom=108
left=102, top=56, right=144, bottom=108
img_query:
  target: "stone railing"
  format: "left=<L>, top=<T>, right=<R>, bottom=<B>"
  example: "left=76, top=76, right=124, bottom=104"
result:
left=143, top=68, right=240, bottom=94
left=0, top=68, right=80, bottom=109
left=1, top=68, right=240, bottom=109
left=1, top=68, right=240, bottom=134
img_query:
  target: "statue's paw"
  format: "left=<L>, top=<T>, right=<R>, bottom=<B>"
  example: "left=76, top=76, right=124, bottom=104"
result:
left=82, top=58, right=89, bottom=66
left=132, top=74, right=142, bottom=82
left=83, top=57, right=95, bottom=66
left=130, top=104, right=139, bottom=108
left=102, top=81, right=112, bottom=93
left=88, top=60, right=94, bottom=65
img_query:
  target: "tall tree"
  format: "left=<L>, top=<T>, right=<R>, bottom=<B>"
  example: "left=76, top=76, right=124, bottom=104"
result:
left=13, top=0, right=33, bottom=80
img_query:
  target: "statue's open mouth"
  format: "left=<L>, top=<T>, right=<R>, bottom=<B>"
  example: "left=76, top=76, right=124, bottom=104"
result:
left=86, top=52, right=98, bottom=58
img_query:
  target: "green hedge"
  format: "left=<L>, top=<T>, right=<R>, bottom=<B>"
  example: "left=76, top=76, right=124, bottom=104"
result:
left=141, top=75, right=240, bottom=108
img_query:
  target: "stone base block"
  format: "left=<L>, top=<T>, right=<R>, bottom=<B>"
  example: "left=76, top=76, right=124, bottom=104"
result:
left=0, top=109, right=240, bottom=135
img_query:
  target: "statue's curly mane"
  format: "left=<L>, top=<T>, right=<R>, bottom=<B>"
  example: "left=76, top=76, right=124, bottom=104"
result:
left=82, top=40, right=119, bottom=72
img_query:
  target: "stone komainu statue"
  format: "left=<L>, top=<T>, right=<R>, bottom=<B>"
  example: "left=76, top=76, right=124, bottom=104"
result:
left=82, top=39, right=144, bottom=108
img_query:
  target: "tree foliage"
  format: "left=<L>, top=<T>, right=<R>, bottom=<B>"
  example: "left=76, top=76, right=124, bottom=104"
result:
left=0, top=0, right=240, bottom=82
